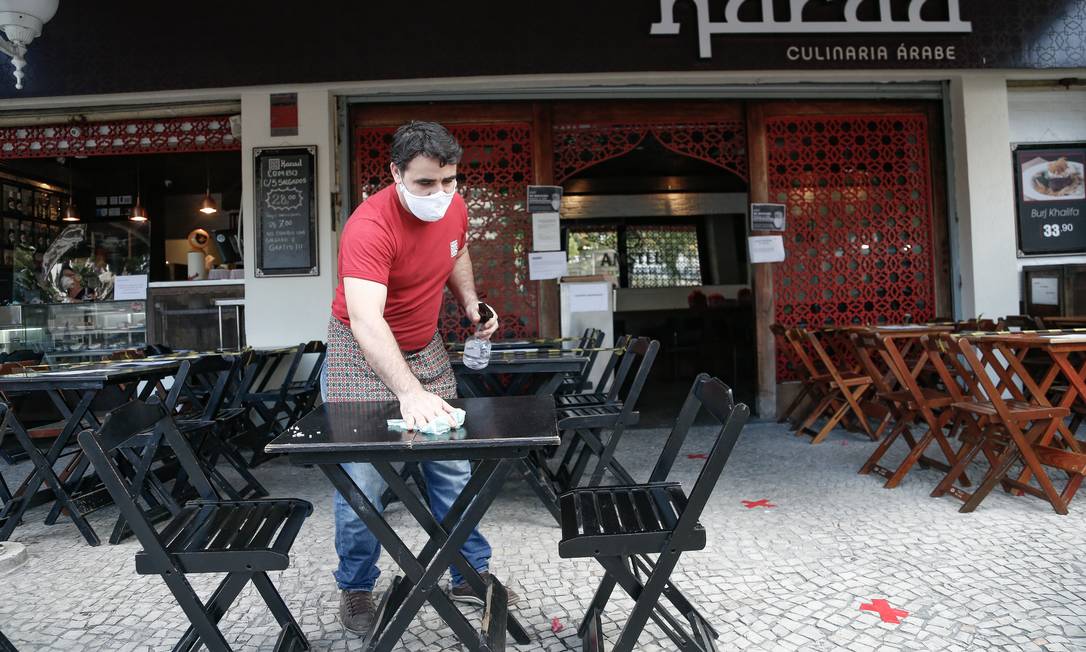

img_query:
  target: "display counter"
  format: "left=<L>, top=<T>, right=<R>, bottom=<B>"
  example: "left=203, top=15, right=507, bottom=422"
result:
left=147, top=279, right=244, bottom=351
left=0, top=300, right=146, bottom=362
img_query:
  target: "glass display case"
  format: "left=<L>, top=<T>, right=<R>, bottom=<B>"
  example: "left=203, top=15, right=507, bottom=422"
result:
left=147, top=281, right=244, bottom=351
left=20, top=300, right=146, bottom=362
left=0, top=305, right=47, bottom=354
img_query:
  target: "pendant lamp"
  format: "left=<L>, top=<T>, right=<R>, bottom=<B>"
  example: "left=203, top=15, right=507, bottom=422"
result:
left=61, top=159, right=78, bottom=221
left=200, top=158, right=217, bottom=215
left=129, top=160, right=148, bottom=222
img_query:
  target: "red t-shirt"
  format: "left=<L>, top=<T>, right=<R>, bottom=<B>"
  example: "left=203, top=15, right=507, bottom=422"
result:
left=331, top=184, right=468, bottom=351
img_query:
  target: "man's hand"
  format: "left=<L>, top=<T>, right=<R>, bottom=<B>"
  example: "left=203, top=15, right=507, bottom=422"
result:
left=467, top=302, right=499, bottom=341
left=397, top=388, right=457, bottom=431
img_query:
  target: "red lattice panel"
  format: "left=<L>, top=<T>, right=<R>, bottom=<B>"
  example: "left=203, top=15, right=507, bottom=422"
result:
left=553, top=121, right=748, bottom=183
left=769, top=114, right=937, bottom=380
left=0, top=115, right=239, bottom=159
left=352, top=122, right=537, bottom=342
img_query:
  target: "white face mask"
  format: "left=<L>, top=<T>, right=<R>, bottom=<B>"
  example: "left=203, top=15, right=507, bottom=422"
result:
left=398, top=182, right=456, bottom=222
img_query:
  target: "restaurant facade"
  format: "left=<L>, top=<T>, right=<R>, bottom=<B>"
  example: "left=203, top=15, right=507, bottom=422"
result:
left=0, top=0, right=1083, bottom=416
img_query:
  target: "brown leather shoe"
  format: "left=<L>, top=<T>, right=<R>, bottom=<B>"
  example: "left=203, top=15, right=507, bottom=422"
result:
left=449, top=571, right=521, bottom=606
left=339, top=589, right=378, bottom=636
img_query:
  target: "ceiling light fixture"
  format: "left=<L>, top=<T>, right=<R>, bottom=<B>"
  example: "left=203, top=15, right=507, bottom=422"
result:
left=0, top=0, right=59, bottom=90
left=200, top=158, right=218, bottom=215
left=61, top=158, right=78, bottom=221
left=130, top=160, right=148, bottom=222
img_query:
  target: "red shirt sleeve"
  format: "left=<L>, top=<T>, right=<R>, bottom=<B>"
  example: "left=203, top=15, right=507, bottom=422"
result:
left=339, top=213, right=396, bottom=285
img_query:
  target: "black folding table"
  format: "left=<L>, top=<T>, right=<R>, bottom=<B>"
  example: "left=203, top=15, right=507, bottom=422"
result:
left=0, top=358, right=184, bottom=545
left=266, top=395, right=559, bottom=652
left=451, top=350, right=587, bottom=397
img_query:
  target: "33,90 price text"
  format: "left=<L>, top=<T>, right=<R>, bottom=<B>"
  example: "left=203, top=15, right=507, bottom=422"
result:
left=1042, top=223, right=1075, bottom=238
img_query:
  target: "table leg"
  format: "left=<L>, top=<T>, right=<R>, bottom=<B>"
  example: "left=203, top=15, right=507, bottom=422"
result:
left=373, top=461, right=532, bottom=645
left=535, top=372, right=566, bottom=397
left=321, top=462, right=504, bottom=652
left=43, top=388, right=106, bottom=526
left=0, top=397, right=101, bottom=545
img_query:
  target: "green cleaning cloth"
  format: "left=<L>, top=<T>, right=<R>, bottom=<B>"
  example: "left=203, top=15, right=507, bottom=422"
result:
left=387, top=408, right=466, bottom=435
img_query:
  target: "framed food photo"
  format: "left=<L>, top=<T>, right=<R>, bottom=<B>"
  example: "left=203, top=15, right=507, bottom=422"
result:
left=1015, top=143, right=1086, bottom=256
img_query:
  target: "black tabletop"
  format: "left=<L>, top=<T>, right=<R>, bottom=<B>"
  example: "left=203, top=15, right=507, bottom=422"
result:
left=447, top=338, right=566, bottom=352
left=450, top=349, right=587, bottom=370
left=266, top=395, right=559, bottom=455
left=0, top=358, right=184, bottom=389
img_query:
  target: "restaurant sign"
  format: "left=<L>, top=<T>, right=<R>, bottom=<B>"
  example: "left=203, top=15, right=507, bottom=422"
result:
left=651, top=0, right=982, bottom=66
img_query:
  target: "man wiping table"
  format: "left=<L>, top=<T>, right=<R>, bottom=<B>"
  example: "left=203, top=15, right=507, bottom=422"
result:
left=320, top=121, right=518, bottom=637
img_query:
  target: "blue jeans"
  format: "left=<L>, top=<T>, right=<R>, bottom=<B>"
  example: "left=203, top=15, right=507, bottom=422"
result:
left=321, top=362, right=492, bottom=592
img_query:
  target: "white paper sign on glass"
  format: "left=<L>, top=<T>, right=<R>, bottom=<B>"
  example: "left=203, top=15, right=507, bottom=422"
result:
left=114, top=274, right=149, bottom=300
left=1031, top=276, right=1060, bottom=306
left=528, top=251, right=569, bottom=280
left=532, top=212, right=562, bottom=252
left=748, top=235, right=786, bottom=263
left=569, top=282, right=611, bottom=313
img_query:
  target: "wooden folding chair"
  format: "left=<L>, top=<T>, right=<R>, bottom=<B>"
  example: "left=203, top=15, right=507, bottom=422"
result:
left=793, top=328, right=876, bottom=444
left=932, top=336, right=1081, bottom=514
left=78, top=399, right=311, bottom=651
left=771, top=324, right=820, bottom=427
left=558, top=374, right=748, bottom=652
left=853, top=331, right=967, bottom=488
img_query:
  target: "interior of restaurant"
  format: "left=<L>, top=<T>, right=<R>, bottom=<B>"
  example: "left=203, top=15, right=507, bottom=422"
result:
left=0, top=150, right=242, bottom=360
left=559, top=131, right=756, bottom=418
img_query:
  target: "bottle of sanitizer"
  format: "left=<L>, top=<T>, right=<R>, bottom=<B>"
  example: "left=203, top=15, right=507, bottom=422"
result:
left=462, top=302, right=494, bottom=370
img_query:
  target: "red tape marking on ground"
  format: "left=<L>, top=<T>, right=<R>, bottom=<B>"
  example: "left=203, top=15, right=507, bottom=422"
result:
left=860, top=599, right=909, bottom=624
left=741, top=499, right=776, bottom=509
left=551, top=617, right=564, bottom=633
left=687, top=453, right=708, bottom=459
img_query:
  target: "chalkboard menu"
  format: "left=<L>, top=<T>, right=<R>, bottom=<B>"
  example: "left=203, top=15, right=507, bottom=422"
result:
left=254, top=146, right=318, bottom=277
left=1015, top=143, right=1086, bottom=256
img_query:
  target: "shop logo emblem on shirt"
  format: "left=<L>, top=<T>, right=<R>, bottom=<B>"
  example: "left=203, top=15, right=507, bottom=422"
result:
left=450, top=239, right=459, bottom=257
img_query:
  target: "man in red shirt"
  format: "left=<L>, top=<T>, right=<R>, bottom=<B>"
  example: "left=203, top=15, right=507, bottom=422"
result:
left=322, top=122, right=517, bottom=635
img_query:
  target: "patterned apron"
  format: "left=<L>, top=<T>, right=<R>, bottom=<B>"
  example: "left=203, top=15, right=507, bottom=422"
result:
left=324, top=316, right=457, bottom=402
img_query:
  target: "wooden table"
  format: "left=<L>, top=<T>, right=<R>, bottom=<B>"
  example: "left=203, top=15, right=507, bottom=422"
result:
left=850, top=325, right=963, bottom=488
left=940, top=332, right=1086, bottom=513
left=451, top=349, right=588, bottom=397
left=266, top=395, right=559, bottom=652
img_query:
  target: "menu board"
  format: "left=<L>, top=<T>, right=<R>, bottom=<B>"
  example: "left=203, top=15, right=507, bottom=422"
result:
left=1015, top=143, right=1086, bottom=256
left=254, top=146, right=318, bottom=277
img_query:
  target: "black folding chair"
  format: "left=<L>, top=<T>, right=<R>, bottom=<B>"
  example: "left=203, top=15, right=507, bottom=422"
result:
left=175, top=353, right=268, bottom=501
left=0, top=628, right=16, bottom=652
left=553, top=337, right=658, bottom=486
left=555, top=334, right=634, bottom=409
left=521, top=338, right=658, bottom=522
left=78, top=399, right=311, bottom=652
left=555, top=328, right=605, bottom=395
left=105, top=360, right=197, bottom=544
left=244, top=342, right=326, bottom=465
left=558, top=374, right=748, bottom=652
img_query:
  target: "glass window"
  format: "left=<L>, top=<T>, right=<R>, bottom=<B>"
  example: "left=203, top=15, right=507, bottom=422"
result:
left=626, top=225, right=702, bottom=288
left=566, top=222, right=706, bottom=289
left=566, top=228, right=619, bottom=278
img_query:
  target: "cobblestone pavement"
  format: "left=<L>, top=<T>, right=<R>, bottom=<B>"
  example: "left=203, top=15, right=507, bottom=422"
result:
left=3, top=421, right=1086, bottom=651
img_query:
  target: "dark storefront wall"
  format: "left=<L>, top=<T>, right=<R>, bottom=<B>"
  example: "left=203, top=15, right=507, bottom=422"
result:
left=1, top=1, right=1083, bottom=100
left=349, top=99, right=951, bottom=411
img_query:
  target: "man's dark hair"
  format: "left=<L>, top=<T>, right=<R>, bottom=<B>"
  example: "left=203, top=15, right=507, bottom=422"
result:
left=391, top=121, right=463, bottom=172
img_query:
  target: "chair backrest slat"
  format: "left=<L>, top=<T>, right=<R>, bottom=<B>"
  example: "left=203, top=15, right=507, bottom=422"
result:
left=596, top=334, right=632, bottom=398
left=649, top=373, right=714, bottom=483
left=671, top=376, right=748, bottom=541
